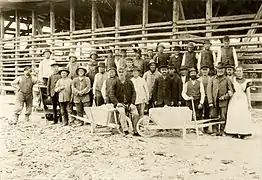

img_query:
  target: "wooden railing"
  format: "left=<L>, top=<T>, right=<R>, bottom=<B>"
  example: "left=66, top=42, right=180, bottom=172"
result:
left=1, top=14, right=262, bottom=88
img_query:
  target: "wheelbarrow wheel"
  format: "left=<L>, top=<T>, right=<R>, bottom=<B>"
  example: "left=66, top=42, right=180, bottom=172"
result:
left=136, top=116, right=157, bottom=137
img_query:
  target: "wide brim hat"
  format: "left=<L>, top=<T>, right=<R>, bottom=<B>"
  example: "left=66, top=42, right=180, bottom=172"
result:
left=90, top=52, right=98, bottom=57
left=173, top=46, right=181, bottom=51
left=159, top=65, right=168, bottom=69
left=223, top=36, right=230, bottom=42
left=168, top=65, right=175, bottom=69
left=24, top=66, right=31, bottom=71
left=147, top=59, right=156, bottom=66
left=187, top=42, right=194, bottom=48
left=215, top=62, right=225, bottom=69
left=204, top=40, right=212, bottom=45
left=69, top=52, right=77, bottom=59
left=157, top=44, right=165, bottom=49
left=76, top=66, right=87, bottom=75
left=58, top=67, right=70, bottom=74
left=88, top=61, right=98, bottom=67
left=50, top=61, right=60, bottom=67
left=188, top=67, right=197, bottom=73
left=42, top=49, right=52, bottom=55
left=226, top=64, right=235, bottom=69
left=98, top=62, right=106, bottom=68
left=180, top=65, right=188, bottom=70
left=107, top=67, right=117, bottom=72
left=200, top=65, right=209, bottom=70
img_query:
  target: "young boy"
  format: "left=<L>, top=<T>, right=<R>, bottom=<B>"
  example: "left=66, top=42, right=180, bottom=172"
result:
left=66, top=53, right=80, bottom=80
left=38, top=49, right=55, bottom=85
left=207, top=62, right=233, bottom=136
left=11, top=66, right=38, bottom=125
left=93, top=62, right=107, bottom=106
left=181, top=42, right=197, bottom=70
left=198, top=40, right=215, bottom=75
left=153, top=65, right=174, bottom=107
left=131, top=66, right=149, bottom=118
left=115, top=49, right=127, bottom=70
left=133, top=49, right=145, bottom=75
left=217, top=36, right=238, bottom=67
left=125, top=58, right=134, bottom=80
left=105, top=50, right=116, bottom=69
left=198, top=65, right=212, bottom=133
left=182, top=68, right=205, bottom=120
left=72, top=66, right=91, bottom=126
left=47, top=61, right=61, bottom=124
left=226, top=65, right=235, bottom=82
left=55, top=67, right=73, bottom=126
left=169, top=46, right=182, bottom=73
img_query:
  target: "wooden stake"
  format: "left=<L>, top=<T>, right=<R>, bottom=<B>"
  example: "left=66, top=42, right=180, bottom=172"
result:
left=172, top=0, right=179, bottom=45
left=0, top=9, right=4, bottom=92
left=32, top=10, right=36, bottom=67
left=50, top=1, right=55, bottom=52
left=70, top=0, right=75, bottom=52
left=91, top=0, right=97, bottom=46
left=142, top=0, right=148, bottom=58
left=15, top=10, right=20, bottom=78
left=206, top=0, right=212, bottom=37
left=115, top=0, right=120, bottom=51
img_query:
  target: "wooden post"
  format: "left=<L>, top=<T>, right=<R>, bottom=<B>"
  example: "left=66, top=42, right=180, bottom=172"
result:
left=173, top=0, right=179, bottom=45
left=115, top=0, right=120, bottom=51
left=15, top=10, right=20, bottom=78
left=0, top=9, right=4, bottom=91
left=206, top=0, right=212, bottom=37
left=32, top=10, right=36, bottom=68
left=91, top=0, right=97, bottom=46
left=50, top=1, right=55, bottom=53
left=70, top=0, right=75, bottom=52
left=142, top=0, right=148, bottom=59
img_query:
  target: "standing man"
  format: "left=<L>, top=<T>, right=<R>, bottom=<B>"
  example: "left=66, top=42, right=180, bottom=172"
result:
left=105, top=50, right=116, bottom=69
left=93, top=62, right=108, bottom=106
left=181, top=42, right=198, bottom=70
left=153, top=44, right=169, bottom=67
left=115, top=49, right=127, bottom=70
left=87, top=61, right=98, bottom=106
left=216, top=36, right=238, bottom=67
left=197, top=40, right=216, bottom=75
left=169, top=46, right=182, bottom=73
left=226, top=65, right=235, bottom=82
left=207, top=62, right=233, bottom=136
left=182, top=68, right=205, bottom=120
left=133, top=49, right=145, bottom=75
left=10, top=67, right=38, bottom=125
left=153, top=65, right=174, bottom=107
left=38, top=49, right=55, bottom=85
left=143, top=60, right=162, bottom=109
left=144, top=47, right=154, bottom=72
left=168, top=65, right=183, bottom=107
left=67, top=52, right=80, bottom=80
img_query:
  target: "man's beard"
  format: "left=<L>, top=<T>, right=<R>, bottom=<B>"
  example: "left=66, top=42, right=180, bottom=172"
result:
left=190, top=75, right=197, bottom=80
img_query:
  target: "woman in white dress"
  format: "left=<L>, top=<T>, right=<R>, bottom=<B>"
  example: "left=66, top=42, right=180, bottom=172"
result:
left=225, top=66, right=253, bottom=139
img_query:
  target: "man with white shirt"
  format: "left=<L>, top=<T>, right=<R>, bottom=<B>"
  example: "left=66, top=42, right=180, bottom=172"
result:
left=216, top=36, right=238, bottom=67
left=181, top=42, right=198, bottom=70
left=182, top=68, right=205, bottom=120
left=38, top=49, right=55, bottom=85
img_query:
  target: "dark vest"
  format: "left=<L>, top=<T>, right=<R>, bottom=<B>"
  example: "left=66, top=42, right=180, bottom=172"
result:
left=200, top=50, right=214, bottom=68
left=19, top=76, right=33, bottom=94
left=186, top=80, right=201, bottom=100
left=184, top=52, right=197, bottom=68
left=106, top=57, right=116, bottom=69
left=221, top=47, right=234, bottom=66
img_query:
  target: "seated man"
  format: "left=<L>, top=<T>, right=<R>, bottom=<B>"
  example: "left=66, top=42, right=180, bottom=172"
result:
left=104, top=67, right=139, bottom=136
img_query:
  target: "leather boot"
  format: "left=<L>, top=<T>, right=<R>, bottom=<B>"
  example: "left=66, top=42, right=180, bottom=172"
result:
left=9, top=114, right=19, bottom=125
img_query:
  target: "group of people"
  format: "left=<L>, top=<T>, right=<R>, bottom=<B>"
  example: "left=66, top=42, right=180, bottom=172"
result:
left=10, top=35, right=253, bottom=139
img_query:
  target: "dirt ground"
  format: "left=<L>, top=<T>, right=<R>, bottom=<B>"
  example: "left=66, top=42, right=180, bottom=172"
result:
left=0, top=95, right=261, bottom=180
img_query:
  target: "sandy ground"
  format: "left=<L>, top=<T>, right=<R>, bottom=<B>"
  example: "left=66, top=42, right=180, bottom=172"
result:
left=0, top=95, right=262, bottom=180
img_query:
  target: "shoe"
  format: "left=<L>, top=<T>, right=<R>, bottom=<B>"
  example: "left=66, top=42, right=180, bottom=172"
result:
left=9, top=115, right=19, bottom=125
left=25, top=115, right=30, bottom=122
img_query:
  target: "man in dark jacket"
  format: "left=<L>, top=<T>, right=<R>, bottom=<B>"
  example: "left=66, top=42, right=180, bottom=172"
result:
left=168, top=65, right=183, bottom=106
left=153, top=44, right=170, bottom=67
left=169, top=46, right=182, bottom=73
left=153, top=65, right=174, bottom=107
left=105, top=67, right=138, bottom=136
left=181, top=42, right=197, bottom=69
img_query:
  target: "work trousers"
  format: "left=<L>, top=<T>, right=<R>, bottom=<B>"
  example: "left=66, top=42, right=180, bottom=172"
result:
left=60, top=101, right=73, bottom=125
left=51, top=93, right=59, bottom=123
left=210, top=105, right=227, bottom=133
left=186, top=99, right=202, bottom=120
left=95, top=92, right=104, bottom=106
left=75, top=101, right=91, bottom=117
left=202, top=98, right=210, bottom=131
left=14, top=92, right=33, bottom=117
left=136, top=103, right=146, bottom=118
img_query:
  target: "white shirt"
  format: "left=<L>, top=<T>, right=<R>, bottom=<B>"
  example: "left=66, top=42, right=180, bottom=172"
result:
left=181, top=76, right=187, bottom=84
left=182, top=80, right=205, bottom=104
left=38, top=58, right=55, bottom=81
left=131, top=77, right=149, bottom=104
left=197, top=51, right=217, bottom=70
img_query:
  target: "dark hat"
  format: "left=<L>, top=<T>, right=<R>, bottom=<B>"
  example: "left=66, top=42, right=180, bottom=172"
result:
left=223, top=36, right=230, bottom=42
left=173, top=46, right=181, bottom=51
left=148, top=59, right=156, bottom=66
left=107, top=67, right=117, bottom=72
left=90, top=51, right=98, bottom=57
left=88, top=60, right=98, bottom=67
left=159, top=65, right=168, bottom=69
left=157, top=44, right=165, bottom=49
left=200, top=65, right=209, bottom=70
left=76, top=66, right=87, bottom=75
left=187, top=42, right=194, bottom=48
left=180, top=65, right=188, bottom=70
left=58, top=67, right=70, bottom=74
left=226, top=64, right=235, bottom=69
left=126, top=57, right=133, bottom=62
left=42, top=49, right=52, bottom=55
left=24, top=66, right=31, bottom=71
left=98, top=62, right=106, bottom=68
left=215, top=62, right=225, bottom=69
left=188, top=67, right=197, bottom=73
left=120, top=49, right=126, bottom=53
left=147, top=47, right=153, bottom=51
left=168, top=65, right=175, bottom=69
left=50, top=61, right=60, bottom=67
left=134, top=49, right=142, bottom=55
left=107, top=50, right=113, bottom=54
left=204, top=40, right=212, bottom=45
left=69, top=52, right=77, bottom=59
left=132, top=66, right=141, bottom=72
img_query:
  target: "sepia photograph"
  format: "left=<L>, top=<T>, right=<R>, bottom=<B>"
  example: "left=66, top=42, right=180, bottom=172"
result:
left=0, top=0, right=261, bottom=179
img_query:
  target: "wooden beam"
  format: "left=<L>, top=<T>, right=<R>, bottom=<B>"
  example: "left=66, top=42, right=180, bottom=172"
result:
left=91, top=0, right=96, bottom=46
left=142, top=0, right=148, bottom=57
left=115, top=0, right=120, bottom=50
left=32, top=10, right=36, bottom=67
left=50, top=1, right=55, bottom=34
left=15, top=10, right=20, bottom=79
left=172, top=0, right=179, bottom=44
left=0, top=9, right=4, bottom=91
left=206, top=0, right=212, bottom=37
left=70, top=0, right=75, bottom=32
